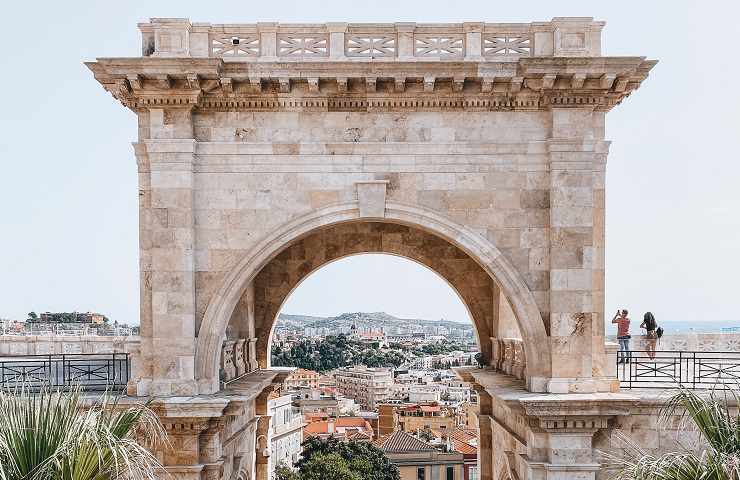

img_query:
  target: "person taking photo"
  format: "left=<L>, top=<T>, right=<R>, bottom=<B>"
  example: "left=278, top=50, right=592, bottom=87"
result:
left=612, top=309, right=631, bottom=363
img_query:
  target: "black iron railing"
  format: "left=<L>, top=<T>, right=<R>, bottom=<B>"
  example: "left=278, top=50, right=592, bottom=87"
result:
left=618, top=350, right=740, bottom=389
left=0, top=353, right=130, bottom=392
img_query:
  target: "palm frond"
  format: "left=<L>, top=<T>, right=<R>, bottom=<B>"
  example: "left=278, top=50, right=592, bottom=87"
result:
left=0, top=386, right=166, bottom=480
left=604, top=386, right=740, bottom=480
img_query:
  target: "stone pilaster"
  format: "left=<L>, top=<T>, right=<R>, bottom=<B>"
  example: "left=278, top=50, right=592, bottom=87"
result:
left=136, top=106, right=198, bottom=396
left=546, top=107, right=605, bottom=394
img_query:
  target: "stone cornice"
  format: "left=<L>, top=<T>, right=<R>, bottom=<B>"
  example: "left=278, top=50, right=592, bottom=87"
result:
left=86, top=56, right=655, bottom=113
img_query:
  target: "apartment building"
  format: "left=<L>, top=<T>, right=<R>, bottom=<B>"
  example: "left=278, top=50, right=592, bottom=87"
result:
left=334, top=366, right=392, bottom=410
left=283, top=368, right=320, bottom=390
left=374, top=431, right=464, bottom=480
left=267, top=394, right=303, bottom=480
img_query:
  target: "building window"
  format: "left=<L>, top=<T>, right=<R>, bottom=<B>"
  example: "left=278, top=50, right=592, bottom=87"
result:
left=417, top=467, right=425, bottom=480
left=469, top=467, right=478, bottom=480
left=446, top=466, right=454, bottom=480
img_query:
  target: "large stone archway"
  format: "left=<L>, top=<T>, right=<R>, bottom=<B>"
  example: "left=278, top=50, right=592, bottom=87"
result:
left=195, top=201, right=551, bottom=395
left=87, top=17, right=657, bottom=480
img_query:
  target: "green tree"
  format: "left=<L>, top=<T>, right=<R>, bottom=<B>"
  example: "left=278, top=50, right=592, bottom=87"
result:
left=0, top=387, right=166, bottom=480
left=27, top=312, right=38, bottom=322
left=609, top=387, right=740, bottom=480
left=297, top=437, right=400, bottom=480
left=274, top=462, right=299, bottom=480
left=299, top=453, right=359, bottom=480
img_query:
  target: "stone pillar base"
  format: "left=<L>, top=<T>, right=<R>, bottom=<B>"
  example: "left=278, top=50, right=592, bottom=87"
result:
left=138, top=378, right=199, bottom=397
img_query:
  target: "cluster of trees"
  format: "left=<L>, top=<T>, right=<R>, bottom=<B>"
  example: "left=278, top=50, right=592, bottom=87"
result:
left=430, top=357, right=474, bottom=369
left=416, top=342, right=467, bottom=356
left=272, top=335, right=412, bottom=372
left=276, top=437, right=400, bottom=480
left=26, top=311, right=110, bottom=324
left=271, top=335, right=477, bottom=372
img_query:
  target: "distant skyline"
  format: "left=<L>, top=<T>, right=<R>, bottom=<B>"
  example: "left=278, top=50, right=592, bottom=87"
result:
left=1, top=1, right=739, bottom=327
left=280, top=255, right=472, bottom=323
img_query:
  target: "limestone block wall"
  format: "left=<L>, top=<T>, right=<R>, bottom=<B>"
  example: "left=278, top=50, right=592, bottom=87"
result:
left=190, top=109, right=553, bottom=337
left=87, top=17, right=656, bottom=396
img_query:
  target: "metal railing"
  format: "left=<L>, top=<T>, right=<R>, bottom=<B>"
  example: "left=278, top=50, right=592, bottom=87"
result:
left=0, top=353, right=130, bottom=392
left=618, top=350, right=740, bottom=389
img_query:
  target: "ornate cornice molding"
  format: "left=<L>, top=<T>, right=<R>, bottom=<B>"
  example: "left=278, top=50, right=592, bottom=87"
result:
left=87, top=57, right=655, bottom=113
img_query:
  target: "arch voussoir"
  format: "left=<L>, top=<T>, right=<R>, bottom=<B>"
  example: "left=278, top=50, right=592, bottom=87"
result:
left=194, top=202, right=551, bottom=395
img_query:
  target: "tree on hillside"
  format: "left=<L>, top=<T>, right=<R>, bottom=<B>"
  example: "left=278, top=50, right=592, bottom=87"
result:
left=297, top=437, right=400, bottom=480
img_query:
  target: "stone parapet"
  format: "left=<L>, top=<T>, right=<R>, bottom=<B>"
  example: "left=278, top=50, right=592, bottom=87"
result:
left=607, top=332, right=740, bottom=352
left=138, top=17, right=606, bottom=60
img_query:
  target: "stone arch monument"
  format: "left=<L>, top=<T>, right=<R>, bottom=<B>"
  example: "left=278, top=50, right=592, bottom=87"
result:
left=88, top=17, right=655, bottom=480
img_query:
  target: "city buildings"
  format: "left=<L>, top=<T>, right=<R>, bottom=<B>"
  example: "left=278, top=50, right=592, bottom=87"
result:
left=283, top=368, right=320, bottom=390
left=379, top=403, right=457, bottom=435
left=303, top=416, right=374, bottom=441
left=266, top=394, right=304, bottom=480
left=334, top=366, right=393, bottom=410
left=374, top=431, right=464, bottom=480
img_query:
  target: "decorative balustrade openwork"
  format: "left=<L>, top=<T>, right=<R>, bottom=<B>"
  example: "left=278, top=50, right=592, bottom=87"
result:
left=618, top=350, right=740, bottom=389
left=140, top=18, right=605, bottom=61
left=0, top=353, right=130, bottom=391
left=491, top=338, right=527, bottom=381
left=220, top=338, right=256, bottom=384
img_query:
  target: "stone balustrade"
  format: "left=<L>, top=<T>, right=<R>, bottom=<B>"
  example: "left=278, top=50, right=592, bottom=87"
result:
left=220, top=338, right=255, bottom=383
left=139, top=17, right=604, bottom=60
left=491, top=338, right=527, bottom=380
left=607, top=332, right=740, bottom=352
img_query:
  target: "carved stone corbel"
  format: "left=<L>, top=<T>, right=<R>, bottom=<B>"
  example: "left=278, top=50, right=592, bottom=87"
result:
left=185, top=74, right=200, bottom=89
left=365, top=77, right=376, bottom=93
left=279, top=78, right=290, bottom=93
left=541, top=74, right=556, bottom=90
left=509, top=76, right=523, bottom=93
left=221, top=77, right=233, bottom=95
left=599, top=73, right=616, bottom=89
left=308, top=77, right=319, bottom=93
left=126, top=74, right=143, bottom=91
left=613, top=77, right=629, bottom=92
left=248, top=76, right=263, bottom=93
left=423, top=76, right=435, bottom=93
left=481, top=78, right=494, bottom=93
left=571, top=73, right=586, bottom=89
left=337, top=77, right=348, bottom=93
left=453, top=76, right=465, bottom=92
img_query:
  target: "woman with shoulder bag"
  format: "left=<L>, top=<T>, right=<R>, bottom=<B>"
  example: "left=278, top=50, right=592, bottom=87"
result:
left=640, top=312, right=658, bottom=360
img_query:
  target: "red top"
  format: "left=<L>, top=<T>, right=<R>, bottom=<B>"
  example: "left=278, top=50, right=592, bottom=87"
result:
left=614, top=318, right=630, bottom=337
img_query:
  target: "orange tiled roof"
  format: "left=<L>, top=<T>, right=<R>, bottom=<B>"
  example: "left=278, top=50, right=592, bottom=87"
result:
left=448, top=428, right=477, bottom=444
left=374, top=431, right=436, bottom=453
left=452, top=438, right=477, bottom=455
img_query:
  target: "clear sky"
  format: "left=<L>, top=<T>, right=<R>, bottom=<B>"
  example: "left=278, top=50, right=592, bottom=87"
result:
left=1, top=0, right=739, bottom=327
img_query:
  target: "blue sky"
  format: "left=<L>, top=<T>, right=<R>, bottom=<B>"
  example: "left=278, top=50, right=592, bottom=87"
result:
left=1, top=0, right=739, bottom=326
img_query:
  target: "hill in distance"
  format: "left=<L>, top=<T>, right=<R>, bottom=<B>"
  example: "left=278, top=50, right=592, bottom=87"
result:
left=277, top=311, right=473, bottom=332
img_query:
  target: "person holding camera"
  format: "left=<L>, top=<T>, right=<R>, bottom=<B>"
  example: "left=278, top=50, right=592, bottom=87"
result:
left=640, top=312, right=661, bottom=360
left=612, top=309, right=631, bottom=363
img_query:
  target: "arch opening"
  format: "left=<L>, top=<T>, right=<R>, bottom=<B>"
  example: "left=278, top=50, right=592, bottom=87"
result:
left=266, top=252, right=483, bottom=369
left=195, top=202, right=550, bottom=395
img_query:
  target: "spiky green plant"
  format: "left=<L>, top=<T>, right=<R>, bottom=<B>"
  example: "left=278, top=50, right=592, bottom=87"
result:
left=607, top=387, right=740, bottom=480
left=0, top=386, right=166, bottom=480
